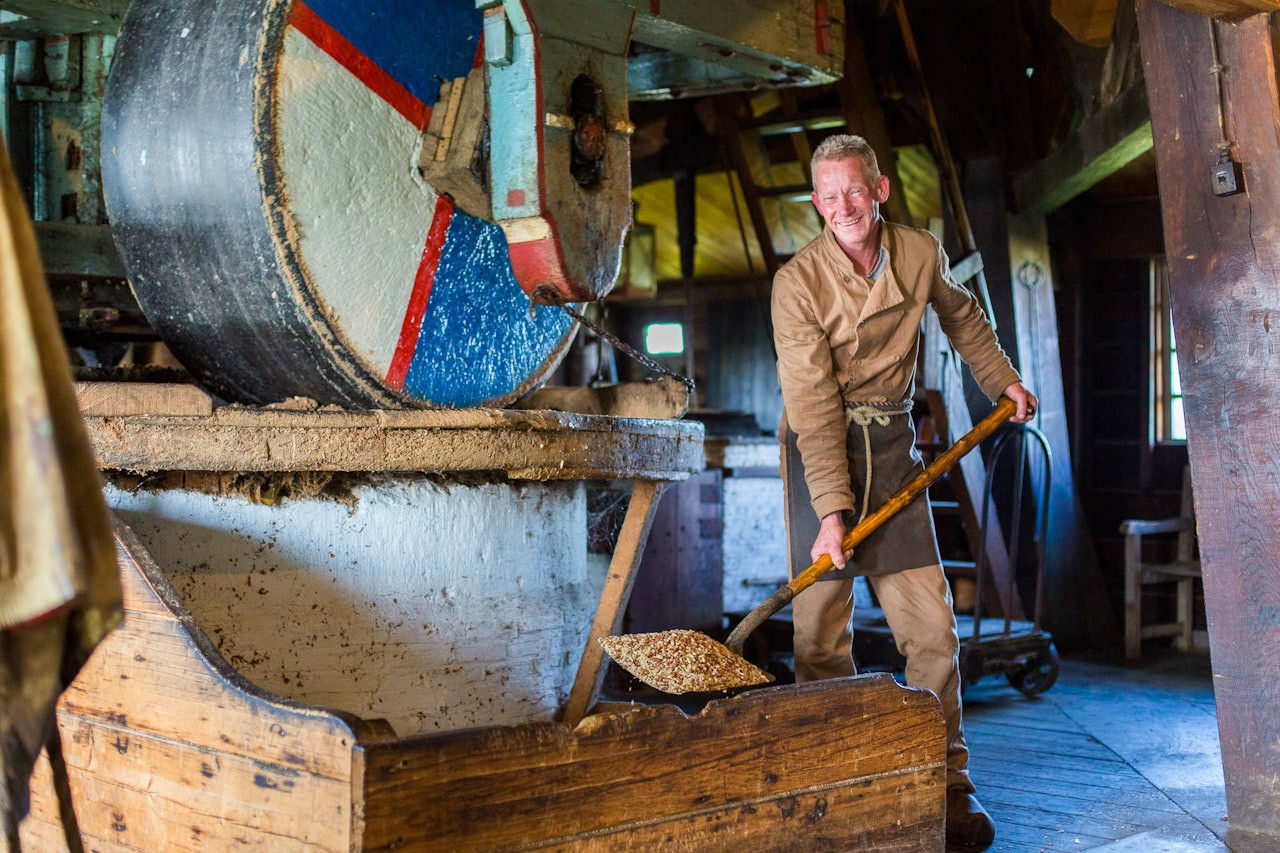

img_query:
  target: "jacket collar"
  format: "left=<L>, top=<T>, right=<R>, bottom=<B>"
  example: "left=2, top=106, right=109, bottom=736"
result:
left=820, top=222, right=905, bottom=321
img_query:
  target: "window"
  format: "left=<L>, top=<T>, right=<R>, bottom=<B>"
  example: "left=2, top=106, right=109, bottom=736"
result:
left=1151, top=259, right=1186, bottom=442
left=643, top=321, right=685, bottom=356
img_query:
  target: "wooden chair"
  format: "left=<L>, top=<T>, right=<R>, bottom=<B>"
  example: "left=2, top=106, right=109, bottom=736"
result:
left=1121, top=466, right=1201, bottom=660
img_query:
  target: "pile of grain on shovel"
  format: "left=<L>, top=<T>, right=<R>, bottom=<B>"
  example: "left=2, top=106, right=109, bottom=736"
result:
left=597, top=629, right=772, bottom=694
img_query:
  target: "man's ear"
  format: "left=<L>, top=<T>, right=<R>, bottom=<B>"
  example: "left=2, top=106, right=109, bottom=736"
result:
left=874, top=174, right=891, bottom=203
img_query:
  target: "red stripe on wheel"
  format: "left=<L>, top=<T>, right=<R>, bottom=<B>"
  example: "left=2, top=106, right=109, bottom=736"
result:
left=386, top=195, right=455, bottom=389
left=290, top=1, right=431, bottom=129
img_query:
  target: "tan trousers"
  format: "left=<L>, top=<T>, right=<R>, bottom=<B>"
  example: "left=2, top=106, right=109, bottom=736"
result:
left=790, top=564, right=973, bottom=793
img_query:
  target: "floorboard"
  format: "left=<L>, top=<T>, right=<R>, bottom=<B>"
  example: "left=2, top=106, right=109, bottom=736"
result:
left=961, top=650, right=1228, bottom=852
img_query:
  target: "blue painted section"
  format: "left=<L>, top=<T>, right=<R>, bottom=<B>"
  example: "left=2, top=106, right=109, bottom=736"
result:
left=403, top=214, right=574, bottom=407
left=487, top=1, right=540, bottom=220
left=301, top=0, right=479, bottom=105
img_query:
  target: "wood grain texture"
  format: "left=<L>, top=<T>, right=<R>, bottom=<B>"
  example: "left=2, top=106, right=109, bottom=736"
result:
left=21, top=518, right=360, bottom=852
left=75, top=381, right=213, bottom=417
left=563, top=479, right=668, bottom=726
left=1138, top=0, right=1280, bottom=845
left=357, top=675, right=945, bottom=851
left=1156, top=0, right=1280, bottom=20
left=84, top=406, right=704, bottom=481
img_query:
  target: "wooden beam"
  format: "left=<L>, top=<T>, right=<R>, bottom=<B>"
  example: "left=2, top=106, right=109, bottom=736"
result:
left=562, top=479, right=668, bottom=726
left=1012, top=80, right=1153, bottom=214
left=1007, top=213, right=1115, bottom=649
left=835, top=19, right=914, bottom=226
left=34, top=222, right=126, bottom=278
left=1157, top=0, right=1280, bottom=20
left=1137, top=1, right=1280, bottom=848
left=1052, top=0, right=1121, bottom=46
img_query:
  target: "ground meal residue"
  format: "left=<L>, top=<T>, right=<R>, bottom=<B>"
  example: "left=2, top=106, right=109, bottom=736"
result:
left=597, top=629, right=772, bottom=694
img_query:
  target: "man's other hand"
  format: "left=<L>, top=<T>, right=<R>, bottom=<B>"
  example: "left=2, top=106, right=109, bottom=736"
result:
left=811, top=511, right=852, bottom=569
left=1003, top=382, right=1038, bottom=424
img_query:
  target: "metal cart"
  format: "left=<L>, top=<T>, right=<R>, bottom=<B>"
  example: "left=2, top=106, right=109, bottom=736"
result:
left=957, top=425, right=1059, bottom=697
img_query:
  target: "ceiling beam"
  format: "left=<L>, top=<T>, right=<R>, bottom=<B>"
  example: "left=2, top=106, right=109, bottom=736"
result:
left=0, top=0, right=128, bottom=37
left=1012, top=79, right=1152, bottom=214
left=1156, top=0, right=1280, bottom=20
left=1052, top=0, right=1120, bottom=46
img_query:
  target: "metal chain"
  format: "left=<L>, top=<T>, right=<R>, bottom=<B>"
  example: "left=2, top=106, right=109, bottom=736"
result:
left=530, top=286, right=696, bottom=396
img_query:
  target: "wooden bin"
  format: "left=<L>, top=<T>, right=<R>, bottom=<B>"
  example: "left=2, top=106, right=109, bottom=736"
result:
left=21, top=520, right=946, bottom=852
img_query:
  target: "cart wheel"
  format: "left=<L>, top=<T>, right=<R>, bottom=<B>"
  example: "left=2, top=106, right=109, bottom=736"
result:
left=1006, top=643, right=1060, bottom=697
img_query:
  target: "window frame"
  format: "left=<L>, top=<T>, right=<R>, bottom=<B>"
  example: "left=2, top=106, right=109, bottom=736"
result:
left=1150, top=258, right=1186, bottom=444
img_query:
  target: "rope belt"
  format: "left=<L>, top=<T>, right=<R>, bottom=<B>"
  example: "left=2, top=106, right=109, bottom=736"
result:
left=844, top=400, right=913, bottom=523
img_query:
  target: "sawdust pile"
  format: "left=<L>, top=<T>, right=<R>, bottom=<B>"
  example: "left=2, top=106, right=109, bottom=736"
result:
left=598, top=629, right=772, bottom=694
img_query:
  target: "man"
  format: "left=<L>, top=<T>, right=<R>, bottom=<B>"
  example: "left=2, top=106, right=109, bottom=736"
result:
left=771, top=133, right=1036, bottom=850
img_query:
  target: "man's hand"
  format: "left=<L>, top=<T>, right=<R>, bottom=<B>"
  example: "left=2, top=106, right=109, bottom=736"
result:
left=1003, top=382, right=1038, bottom=424
left=811, top=511, right=852, bottom=569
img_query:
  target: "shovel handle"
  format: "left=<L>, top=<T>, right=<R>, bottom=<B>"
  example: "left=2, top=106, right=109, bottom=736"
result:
left=725, top=395, right=1017, bottom=655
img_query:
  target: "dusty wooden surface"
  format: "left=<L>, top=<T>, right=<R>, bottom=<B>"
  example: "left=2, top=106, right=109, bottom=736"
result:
left=357, top=675, right=945, bottom=852
left=1138, top=2, right=1280, bottom=848
left=20, top=520, right=363, bottom=852
left=82, top=403, right=704, bottom=481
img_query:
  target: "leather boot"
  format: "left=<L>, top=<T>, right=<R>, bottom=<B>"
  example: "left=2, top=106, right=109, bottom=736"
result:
left=946, top=787, right=995, bottom=849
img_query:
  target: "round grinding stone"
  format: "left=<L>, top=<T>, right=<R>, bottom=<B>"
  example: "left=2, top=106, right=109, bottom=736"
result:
left=102, top=0, right=580, bottom=408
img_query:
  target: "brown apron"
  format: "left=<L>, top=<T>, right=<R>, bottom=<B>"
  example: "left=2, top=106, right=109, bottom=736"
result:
left=782, top=410, right=941, bottom=580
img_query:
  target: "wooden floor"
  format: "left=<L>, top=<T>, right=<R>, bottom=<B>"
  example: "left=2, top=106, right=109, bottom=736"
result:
left=962, top=649, right=1228, bottom=852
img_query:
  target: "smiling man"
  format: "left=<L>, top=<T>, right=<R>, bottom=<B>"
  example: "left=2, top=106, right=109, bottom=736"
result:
left=771, top=134, right=1036, bottom=850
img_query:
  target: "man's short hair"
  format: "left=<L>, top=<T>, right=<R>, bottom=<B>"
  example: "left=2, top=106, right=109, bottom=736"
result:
left=811, top=134, right=880, bottom=183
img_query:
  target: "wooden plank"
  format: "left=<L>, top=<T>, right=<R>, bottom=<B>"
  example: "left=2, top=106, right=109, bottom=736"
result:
left=358, top=675, right=946, bottom=852
left=1136, top=2, right=1280, bottom=847
left=22, top=715, right=351, bottom=852
left=511, top=377, right=690, bottom=419
left=75, top=381, right=213, bottom=417
left=977, top=774, right=1189, bottom=815
left=84, top=407, right=705, bottom=481
left=1158, top=0, right=1280, bottom=19
left=563, top=480, right=667, bottom=725
left=623, top=0, right=844, bottom=84
left=21, top=519, right=361, bottom=851
left=1011, top=80, right=1153, bottom=214
left=0, top=0, right=128, bottom=37
left=1051, top=0, right=1122, bottom=46
left=34, top=222, right=127, bottom=277
left=1008, top=212, right=1117, bottom=648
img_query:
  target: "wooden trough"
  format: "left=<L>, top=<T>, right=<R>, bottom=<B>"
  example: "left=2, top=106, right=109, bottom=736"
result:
left=20, top=519, right=947, bottom=851
left=18, top=391, right=946, bottom=849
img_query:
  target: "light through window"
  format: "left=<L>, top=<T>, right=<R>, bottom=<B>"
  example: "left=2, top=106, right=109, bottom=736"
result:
left=1151, top=260, right=1186, bottom=442
left=644, top=322, right=685, bottom=356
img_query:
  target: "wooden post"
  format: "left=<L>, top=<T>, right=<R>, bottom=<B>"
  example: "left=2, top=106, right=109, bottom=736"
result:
left=1137, top=1, right=1280, bottom=847
left=562, top=479, right=668, bottom=726
left=1008, top=213, right=1115, bottom=649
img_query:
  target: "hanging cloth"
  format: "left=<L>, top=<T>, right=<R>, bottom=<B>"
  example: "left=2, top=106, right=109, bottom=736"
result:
left=0, top=133, right=122, bottom=847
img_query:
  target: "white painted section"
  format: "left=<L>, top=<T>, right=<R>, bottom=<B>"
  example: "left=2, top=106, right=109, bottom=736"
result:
left=275, top=28, right=436, bottom=377
left=105, top=478, right=593, bottom=735
left=721, top=475, right=788, bottom=615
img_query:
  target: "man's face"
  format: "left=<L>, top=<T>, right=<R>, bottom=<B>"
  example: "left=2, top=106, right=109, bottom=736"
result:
left=811, top=156, right=890, bottom=254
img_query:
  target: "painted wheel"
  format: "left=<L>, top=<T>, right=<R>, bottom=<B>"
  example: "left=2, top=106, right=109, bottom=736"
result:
left=102, top=0, right=578, bottom=408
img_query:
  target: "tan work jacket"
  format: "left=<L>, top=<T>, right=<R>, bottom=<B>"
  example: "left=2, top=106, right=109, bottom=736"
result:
left=772, top=221, right=1020, bottom=520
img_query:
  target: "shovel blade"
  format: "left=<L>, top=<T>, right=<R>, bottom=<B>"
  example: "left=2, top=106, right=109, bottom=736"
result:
left=597, top=629, right=773, bottom=694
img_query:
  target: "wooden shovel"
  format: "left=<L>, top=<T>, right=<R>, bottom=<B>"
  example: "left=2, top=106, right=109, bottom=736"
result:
left=598, top=395, right=1017, bottom=694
